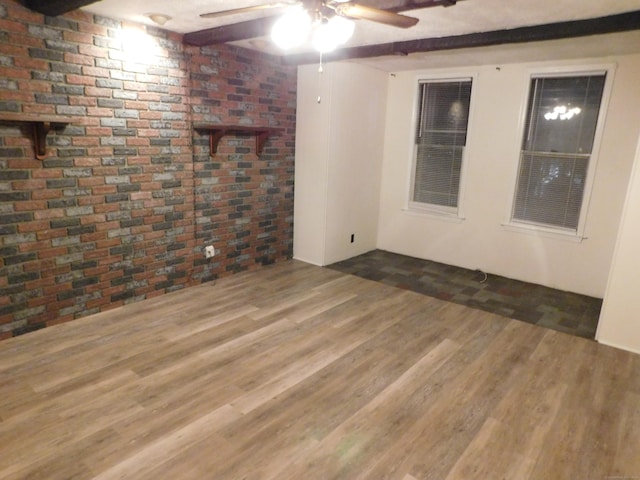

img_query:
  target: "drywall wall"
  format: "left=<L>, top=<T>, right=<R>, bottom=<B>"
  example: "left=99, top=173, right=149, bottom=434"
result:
left=294, top=62, right=387, bottom=266
left=292, top=64, right=332, bottom=265
left=596, top=134, right=640, bottom=354
left=376, top=54, right=640, bottom=297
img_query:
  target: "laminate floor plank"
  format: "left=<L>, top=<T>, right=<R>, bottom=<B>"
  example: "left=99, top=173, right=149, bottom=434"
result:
left=356, top=320, right=546, bottom=480
left=277, top=338, right=462, bottom=480
left=528, top=341, right=634, bottom=479
left=1, top=260, right=639, bottom=480
left=611, top=392, right=640, bottom=476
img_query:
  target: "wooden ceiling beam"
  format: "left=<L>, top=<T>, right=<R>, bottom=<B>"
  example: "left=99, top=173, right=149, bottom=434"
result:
left=280, top=9, right=640, bottom=65
left=183, top=0, right=458, bottom=47
left=184, top=17, right=278, bottom=46
left=24, top=0, right=99, bottom=16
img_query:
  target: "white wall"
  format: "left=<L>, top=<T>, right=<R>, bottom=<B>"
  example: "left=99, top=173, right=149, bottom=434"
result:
left=596, top=134, right=640, bottom=354
left=377, top=55, right=640, bottom=297
left=294, top=62, right=387, bottom=266
left=292, top=64, right=332, bottom=266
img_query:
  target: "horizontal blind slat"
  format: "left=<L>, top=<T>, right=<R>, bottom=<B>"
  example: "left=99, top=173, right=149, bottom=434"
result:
left=513, top=74, right=605, bottom=230
left=413, top=80, right=472, bottom=209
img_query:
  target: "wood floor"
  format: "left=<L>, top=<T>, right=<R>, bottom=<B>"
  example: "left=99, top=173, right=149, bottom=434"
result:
left=1, top=260, right=639, bottom=479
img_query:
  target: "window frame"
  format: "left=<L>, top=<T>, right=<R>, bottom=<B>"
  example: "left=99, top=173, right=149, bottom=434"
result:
left=406, top=73, right=478, bottom=220
left=504, top=64, right=616, bottom=240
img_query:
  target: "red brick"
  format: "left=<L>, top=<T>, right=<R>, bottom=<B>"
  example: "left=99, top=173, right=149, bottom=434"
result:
left=33, top=209, right=64, bottom=220
left=84, top=88, right=111, bottom=98
left=72, top=137, right=101, bottom=146
left=4, top=136, right=33, bottom=147
left=70, top=96, right=98, bottom=107
left=86, top=147, right=114, bottom=156
left=76, top=18, right=109, bottom=35
left=15, top=202, right=46, bottom=214
left=126, top=138, right=149, bottom=146
left=122, top=81, right=146, bottom=92
left=0, top=66, right=31, bottom=80
left=32, top=189, right=62, bottom=200
left=93, top=204, right=120, bottom=214
left=36, top=246, right=68, bottom=259
left=80, top=214, right=106, bottom=224
left=139, top=111, right=162, bottom=120
left=0, top=43, right=28, bottom=58
left=66, top=53, right=96, bottom=66
left=85, top=127, right=113, bottom=136
left=23, top=104, right=56, bottom=115
left=0, top=18, right=28, bottom=34
left=67, top=74, right=96, bottom=86
left=63, top=31, right=94, bottom=45
left=74, top=158, right=102, bottom=167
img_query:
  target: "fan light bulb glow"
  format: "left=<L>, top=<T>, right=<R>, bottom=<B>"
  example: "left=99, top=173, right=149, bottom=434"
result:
left=271, top=7, right=355, bottom=53
left=312, top=16, right=354, bottom=53
left=271, top=6, right=311, bottom=49
left=329, top=16, right=355, bottom=45
left=544, top=105, right=582, bottom=120
left=312, top=22, right=338, bottom=53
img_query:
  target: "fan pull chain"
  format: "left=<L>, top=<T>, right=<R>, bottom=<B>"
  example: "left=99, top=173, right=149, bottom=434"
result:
left=317, top=52, right=323, bottom=104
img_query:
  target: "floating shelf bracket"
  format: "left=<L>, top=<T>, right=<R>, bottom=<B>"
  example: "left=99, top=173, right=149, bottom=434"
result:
left=0, top=113, right=73, bottom=160
left=193, top=124, right=284, bottom=156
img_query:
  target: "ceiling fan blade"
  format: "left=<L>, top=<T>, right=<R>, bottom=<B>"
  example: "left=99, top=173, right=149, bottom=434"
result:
left=200, top=2, right=294, bottom=19
left=334, top=2, right=419, bottom=28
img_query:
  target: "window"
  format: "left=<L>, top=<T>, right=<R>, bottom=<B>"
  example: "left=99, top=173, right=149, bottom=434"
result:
left=410, top=79, right=472, bottom=214
left=511, top=73, right=607, bottom=232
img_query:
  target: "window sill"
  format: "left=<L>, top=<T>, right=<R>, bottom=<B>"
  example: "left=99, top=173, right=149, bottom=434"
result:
left=402, top=207, right=465, bottom=223
left=501, top=222, right=586, bottom=243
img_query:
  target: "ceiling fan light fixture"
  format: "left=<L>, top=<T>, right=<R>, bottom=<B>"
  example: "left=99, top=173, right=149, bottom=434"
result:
left=312, top=16, right=354, bottom=53
left=147, top=13, right=171, bottom=26
left=328, top=15, right=355, bottom=45
left=271, top=6, right=312, bottom=50
left=312, top=22, right=338, bottom=53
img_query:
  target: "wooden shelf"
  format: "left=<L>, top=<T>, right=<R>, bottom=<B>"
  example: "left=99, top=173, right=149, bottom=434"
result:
left=193, top=124, right=284, bottom=156
left=0, top=113, right=74, bottom=160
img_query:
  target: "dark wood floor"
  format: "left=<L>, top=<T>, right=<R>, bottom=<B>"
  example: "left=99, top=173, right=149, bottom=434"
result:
left=0, top=260, right=638, bottom=479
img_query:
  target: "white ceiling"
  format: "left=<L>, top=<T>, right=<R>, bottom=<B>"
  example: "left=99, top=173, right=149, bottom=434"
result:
left=81, top=0, right=640, bottom=69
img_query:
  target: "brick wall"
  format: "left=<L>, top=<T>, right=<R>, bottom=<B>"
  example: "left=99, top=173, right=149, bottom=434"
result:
left=0, top=0, right=296, bottom=339
left=188, top=46, right=296, bottom=280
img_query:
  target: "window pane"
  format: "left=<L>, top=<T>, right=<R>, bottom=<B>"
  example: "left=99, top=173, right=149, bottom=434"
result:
left=413, top=145, right=463, bottom=207
left=522, top=76, right=605, bottom=154
left=513, top=153, right=588, bottom=230
left=413, top=80, right=472, bottom=209
left=513, top=73, right=605, bottom=231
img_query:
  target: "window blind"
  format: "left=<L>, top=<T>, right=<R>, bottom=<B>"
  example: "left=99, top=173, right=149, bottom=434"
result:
left=512, top=74, right=606, bottom=230
left=412, top=80, right=472, bottom=209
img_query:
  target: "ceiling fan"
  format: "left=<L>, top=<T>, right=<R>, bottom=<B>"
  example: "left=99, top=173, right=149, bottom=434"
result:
left=199, top=1, right=419, bottom=30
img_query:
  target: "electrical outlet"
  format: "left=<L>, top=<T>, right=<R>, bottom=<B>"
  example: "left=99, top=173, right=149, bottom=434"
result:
left=204, top=245, right=215, bottom=259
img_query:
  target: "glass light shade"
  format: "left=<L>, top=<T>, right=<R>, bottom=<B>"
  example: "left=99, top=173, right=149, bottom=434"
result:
left=312, top=16, right=355, bottom=53
left=328, top=16, right=355, bottom=45
left=312, top=22, right=339, bottom=53
left=271, top=6, right=312, bottom=49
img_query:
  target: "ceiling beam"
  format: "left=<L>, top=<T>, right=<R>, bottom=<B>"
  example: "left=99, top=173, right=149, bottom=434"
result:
left=184, top=17, right=278, bottom=47
left=281, top=9, right=640, bottom=64
left=385, top=0, right=458, bottom=12
left=183, top=0, right=458, bottom=47
left=23, top=0, right=99, bottom=16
